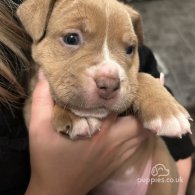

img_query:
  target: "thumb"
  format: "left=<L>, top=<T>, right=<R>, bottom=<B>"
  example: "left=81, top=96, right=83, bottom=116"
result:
left=30, top=70, right=54, bottom=126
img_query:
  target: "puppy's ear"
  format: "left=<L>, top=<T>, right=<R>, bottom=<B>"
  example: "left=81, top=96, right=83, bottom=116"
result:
left=124, top=5, right=144, bottom=45
left=17, top=0, right=56, bottom=42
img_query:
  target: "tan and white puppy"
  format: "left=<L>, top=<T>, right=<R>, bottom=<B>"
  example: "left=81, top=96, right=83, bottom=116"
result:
left=17, top=0, right=191, bottom=194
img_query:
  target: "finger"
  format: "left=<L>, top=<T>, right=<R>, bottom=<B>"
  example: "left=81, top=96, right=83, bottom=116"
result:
left=30, top=70, right=54, bottom=124
left=118, top=135, right=146, bottom=159
left=111, top=116, right=146, bottom=140
left=92, top=113, right=117, bottom=140
left=100, top=113, right=118, bottom=130
left=108, top=133, right=148, bottom=172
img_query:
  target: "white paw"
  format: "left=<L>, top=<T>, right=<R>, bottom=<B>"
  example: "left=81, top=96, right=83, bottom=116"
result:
left=69, top=118, right=102, bottom=140
left=143, top=113, right=192, bottom=138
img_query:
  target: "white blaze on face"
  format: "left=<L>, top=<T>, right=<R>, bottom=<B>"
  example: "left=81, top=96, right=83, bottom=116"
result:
left=100, top=3, right=127, bottom=82
left=102, top=38, right=127, bottom=81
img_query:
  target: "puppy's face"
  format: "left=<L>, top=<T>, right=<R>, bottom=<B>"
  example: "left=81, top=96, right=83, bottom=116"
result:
left=18, top=0, right=143, bottom=117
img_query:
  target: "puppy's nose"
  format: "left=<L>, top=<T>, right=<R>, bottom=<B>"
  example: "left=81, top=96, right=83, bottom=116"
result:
left=95, top=76, right=120, bottom=99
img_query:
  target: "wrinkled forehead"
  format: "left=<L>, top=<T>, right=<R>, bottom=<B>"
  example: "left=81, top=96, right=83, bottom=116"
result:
left=48, top=0, right=135, bottom=36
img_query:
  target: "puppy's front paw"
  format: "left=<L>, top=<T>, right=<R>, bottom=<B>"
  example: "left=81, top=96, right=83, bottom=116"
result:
left=52, top=105, right=101, bottom=139
left=137, top=73, right=192, bottom=138
left=142, top=103, right=192, bottom=138
left=69, top=117, right=101, bottom=139
left=52, top=105, right=73, bottom=135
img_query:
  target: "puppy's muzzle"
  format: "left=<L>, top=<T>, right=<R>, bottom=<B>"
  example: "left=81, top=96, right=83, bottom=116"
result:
left=95, top=76, right=120, bottom=100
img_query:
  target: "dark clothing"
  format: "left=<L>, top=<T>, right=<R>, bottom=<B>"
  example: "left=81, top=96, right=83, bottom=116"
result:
left=163, top=135, right=194, bottom=161
left=0, top=104, right=30, bottom=195
left=139, top=45, right=160, bottom=78
left=0, top=34, right=30, bottom=194
left=0, top=44, right=194, bottom=194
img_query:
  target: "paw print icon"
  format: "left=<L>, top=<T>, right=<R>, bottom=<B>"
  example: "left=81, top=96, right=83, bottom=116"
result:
left=151, top=164, right=170, bottom=177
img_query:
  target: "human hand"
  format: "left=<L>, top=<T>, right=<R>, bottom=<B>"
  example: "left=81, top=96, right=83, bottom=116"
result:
left=26, top=71, right=148, bottom=195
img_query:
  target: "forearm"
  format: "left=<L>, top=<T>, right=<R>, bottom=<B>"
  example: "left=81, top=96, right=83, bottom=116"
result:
left=176, top=156, right=192, bottom=195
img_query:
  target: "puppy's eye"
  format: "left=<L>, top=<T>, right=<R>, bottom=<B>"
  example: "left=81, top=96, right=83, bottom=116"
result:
left=126, top=46, right=134, bottom=55
left=63, top=33, right=80, bottom=45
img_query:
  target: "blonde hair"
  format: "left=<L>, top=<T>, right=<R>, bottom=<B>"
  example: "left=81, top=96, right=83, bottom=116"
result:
left=0, top=0, right=31, bottom=105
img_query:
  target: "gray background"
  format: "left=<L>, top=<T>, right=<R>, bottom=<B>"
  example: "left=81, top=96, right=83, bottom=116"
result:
left=132, top=0, right=195, bottom=108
